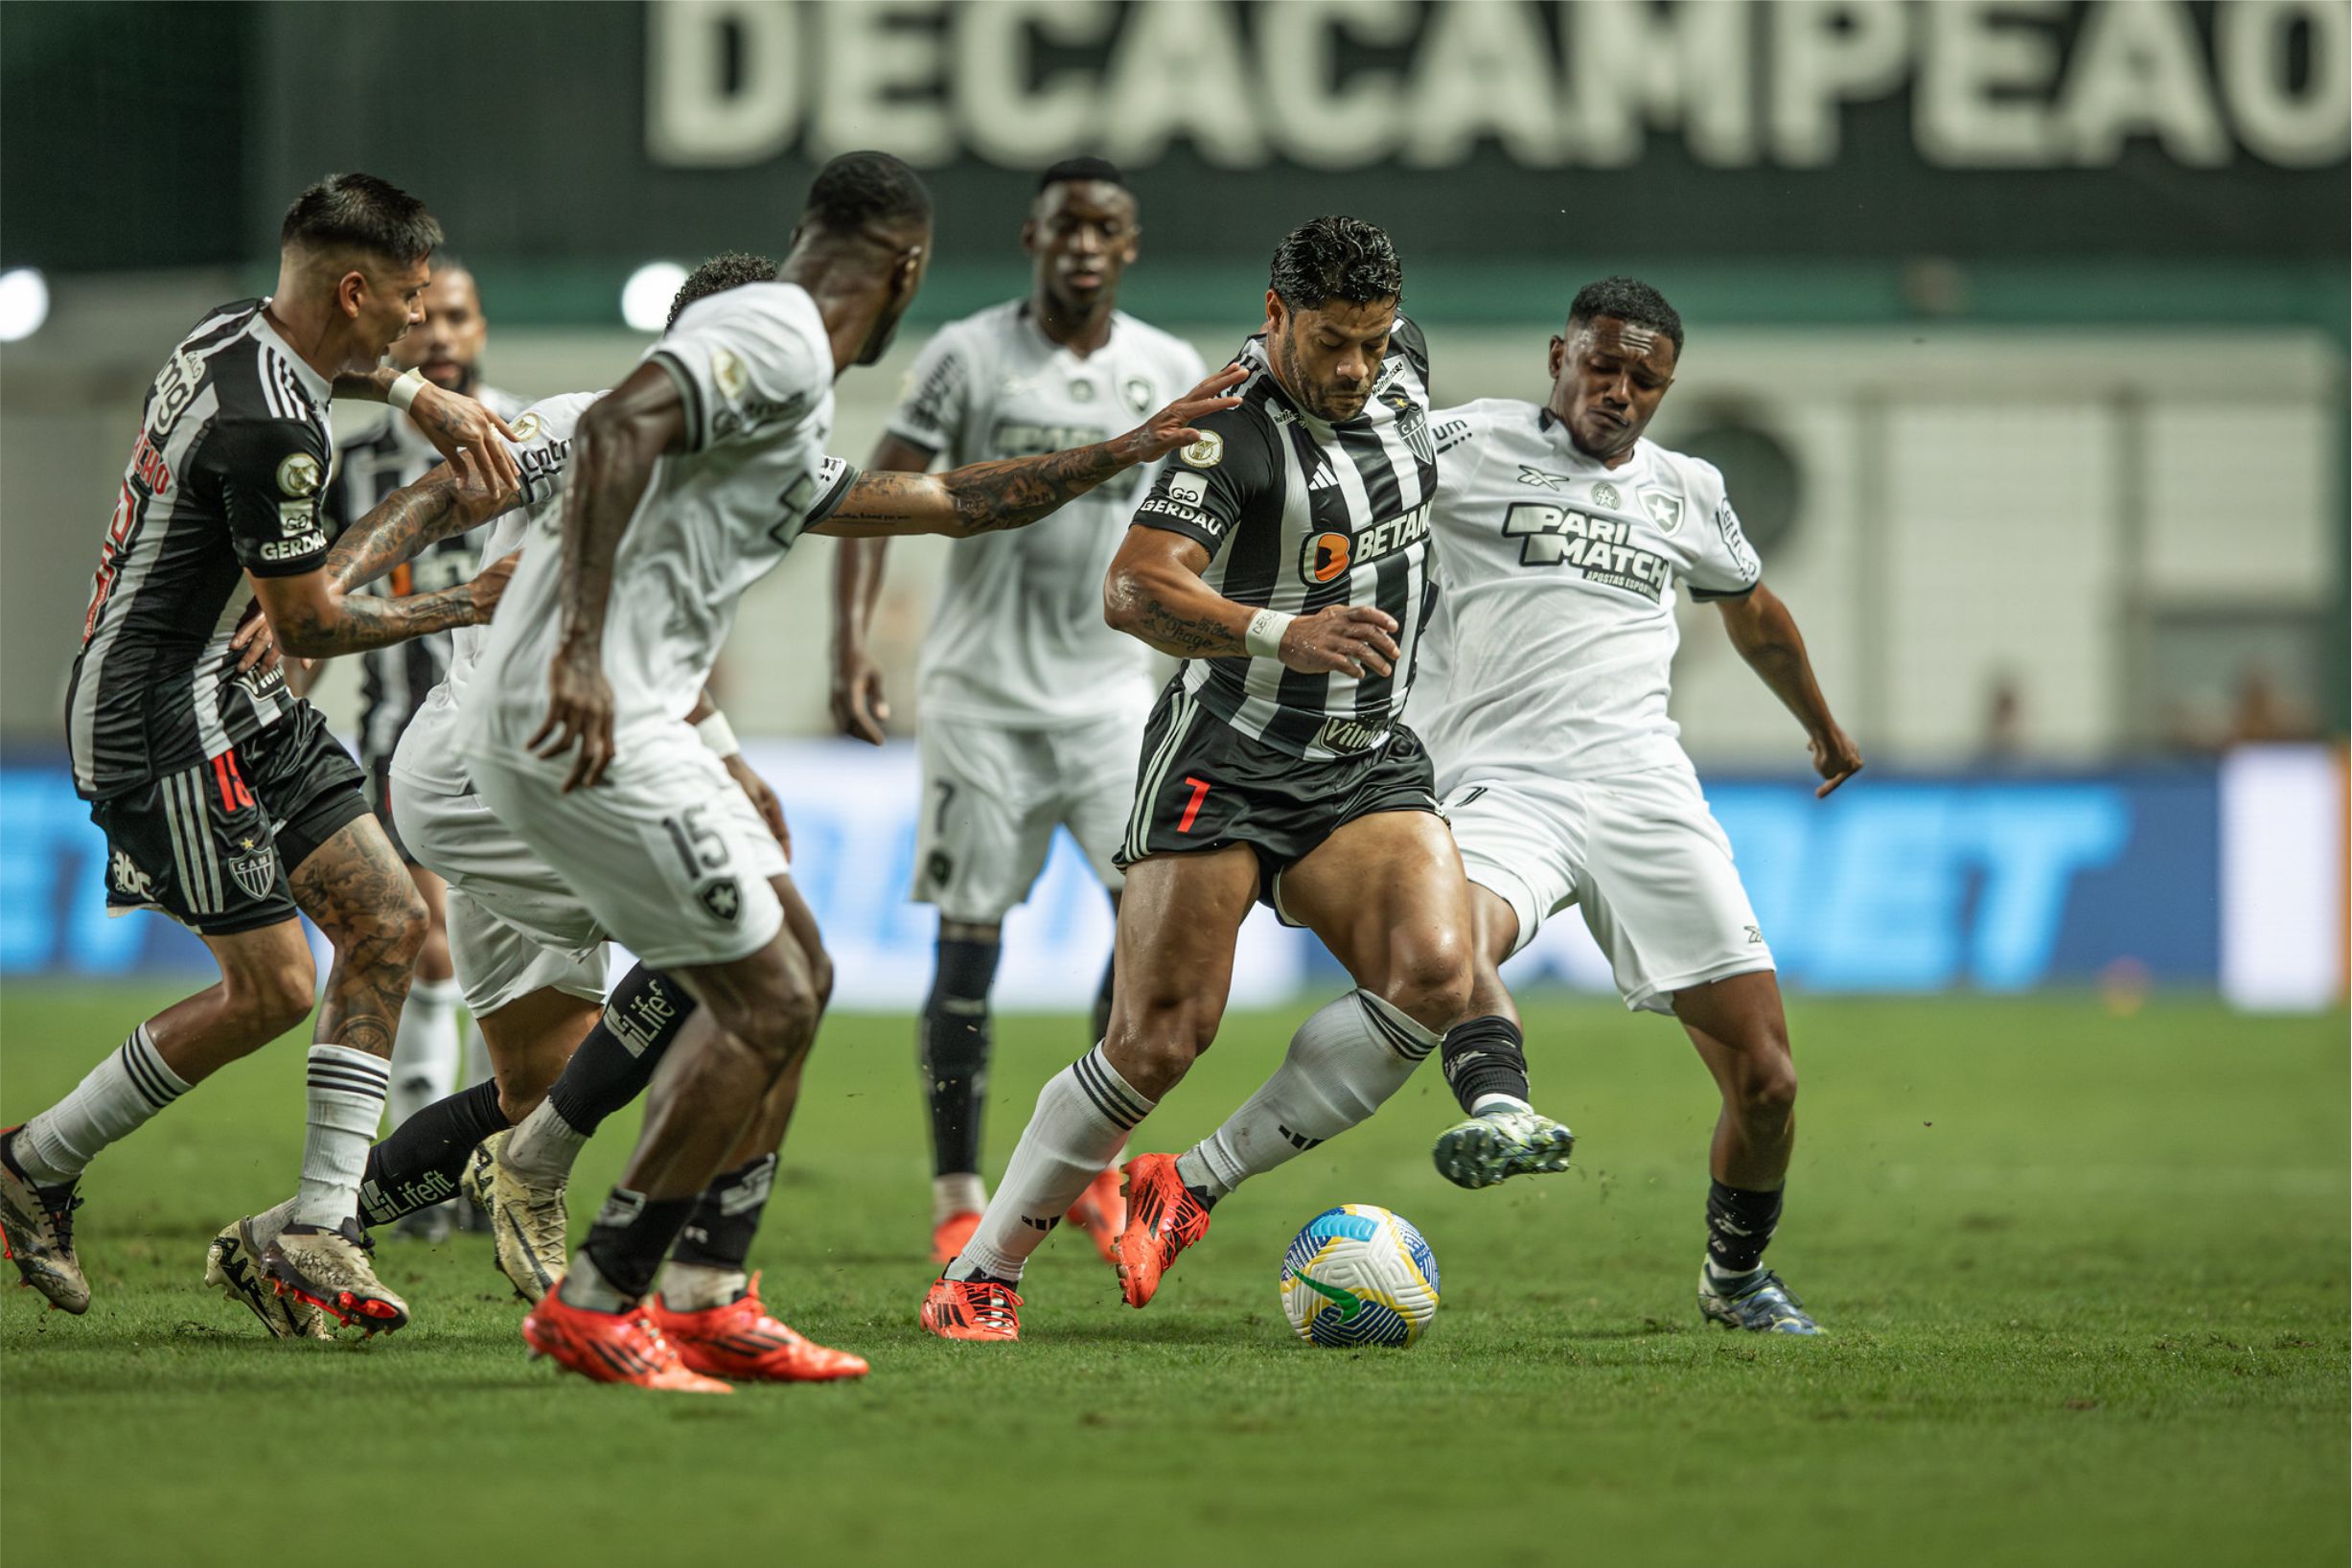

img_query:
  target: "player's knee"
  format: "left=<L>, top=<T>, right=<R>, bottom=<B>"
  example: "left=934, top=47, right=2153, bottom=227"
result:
left=1735, top=1036, right=1797, bottom=1123
left=1379, top=934, right=1474, bottom=1035
left=807, top=942, right=836, bottom=1017
left=1106, top=992, right=1218, bottom=1095
left=233, top=956, right=317, bottom=1039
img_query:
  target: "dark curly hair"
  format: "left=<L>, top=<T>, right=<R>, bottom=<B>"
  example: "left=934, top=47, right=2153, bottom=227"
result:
left=803, top=150, right=933, bottom=237
left=1566, top=276, right=1683, bottom=354
left=1269, top=216, right=1401, bottom=311
left=668, top=251, right=779, bottom=331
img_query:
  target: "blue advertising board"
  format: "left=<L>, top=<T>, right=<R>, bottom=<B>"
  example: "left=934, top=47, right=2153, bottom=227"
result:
left=1, top=742, right=2224, bottom=1007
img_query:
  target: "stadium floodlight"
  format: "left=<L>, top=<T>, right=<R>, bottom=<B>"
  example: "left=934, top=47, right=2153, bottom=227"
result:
left=621, top=262, right=689, bottom=333
left=0, top=267, right=50, bottom=342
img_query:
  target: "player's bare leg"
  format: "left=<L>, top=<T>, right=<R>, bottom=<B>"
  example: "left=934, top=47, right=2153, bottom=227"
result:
left=524, top=874, right=828, bottom=1391
left=1131, top=814, right=1475, bottom=1302
left=5, top=920, right=316, bottom=1313
left=385, top=864, right=464, bottom=1239
left=1675, top=971, right=1816, bottom=1334
left=1430, top=886, right=1577, bottom=1189
left=922, top=845, right=1254, bottom=1339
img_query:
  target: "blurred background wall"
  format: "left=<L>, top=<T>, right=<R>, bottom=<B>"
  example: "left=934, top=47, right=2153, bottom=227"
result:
left=3, top=1, right=2344, bottom=1004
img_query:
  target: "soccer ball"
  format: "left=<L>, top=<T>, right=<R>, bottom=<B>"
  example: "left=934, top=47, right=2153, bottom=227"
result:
left=1279, top=1204, right=1441, bottom=1348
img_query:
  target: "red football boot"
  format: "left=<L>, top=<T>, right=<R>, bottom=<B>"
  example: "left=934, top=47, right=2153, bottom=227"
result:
left=1114, top=1153, right=1211, bottom=1309
left=649, top=1273, right=868, bottom=1382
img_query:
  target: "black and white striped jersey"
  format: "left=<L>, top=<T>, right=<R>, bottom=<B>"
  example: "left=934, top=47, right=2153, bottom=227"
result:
left=1129, top=319, right=1437, bottom=761
left=321, top=385, right=525, bottom=771
left=66, top=300, right=335, bottom=799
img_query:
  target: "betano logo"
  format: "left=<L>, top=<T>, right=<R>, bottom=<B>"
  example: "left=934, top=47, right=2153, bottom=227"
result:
left=1300, top=503, right=1429, bottom=585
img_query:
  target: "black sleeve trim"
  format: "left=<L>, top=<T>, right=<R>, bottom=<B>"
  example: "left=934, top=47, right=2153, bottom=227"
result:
left=1690, top=579, right=1761, bottom=603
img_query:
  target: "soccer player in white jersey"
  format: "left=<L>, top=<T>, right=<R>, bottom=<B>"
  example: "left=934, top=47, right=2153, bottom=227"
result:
left=1413, top=277, right=1863, bottom=1335
left=457, top=154, right=1241, bottom=1391
left=829, top=156, right=1206, bottom=1265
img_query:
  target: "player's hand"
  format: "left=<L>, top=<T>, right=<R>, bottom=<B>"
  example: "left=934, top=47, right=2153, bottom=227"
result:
left=1809, top=725, right=1864, bottom=798
left=438, top=441, right=523, bottom=532
left=1114, top=365, right=1247, bottom=464
left=410, top=382, right=521, bottom=488
left=530, top=644, right=615, bottom=793
left=829, top=646, right=890, bottom=746
left=1279, top=604, right=1400, bottom=680
left=468, top=550, right=520, bottom=624
left=230, top=604, right=281, bottom=679
left=724, top=752, right=791, bottom=858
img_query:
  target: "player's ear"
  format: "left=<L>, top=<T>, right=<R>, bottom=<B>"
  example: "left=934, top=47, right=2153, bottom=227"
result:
left=337, top=270, right=367, bottom=321
left=1020, top=217, right=1040, bottom=257
left=1120, top=223, right=1141, bottom=265
left=1548, top=334, right=1566, bottom=380
left=1263, top=288, right=1285, bottom=336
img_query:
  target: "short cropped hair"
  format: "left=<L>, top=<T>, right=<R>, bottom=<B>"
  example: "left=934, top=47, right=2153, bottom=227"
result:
left=668, top=251, right=779, bottom=332
left=1039, top=155, right=1125, bottom=191
left=803, top=151, right=933, bottom=238
left=1269, top=217, right=1402, bottom=311
left=1566, top=276, right=1684, bottom=354
left=280, top=173, right=443, bottom=265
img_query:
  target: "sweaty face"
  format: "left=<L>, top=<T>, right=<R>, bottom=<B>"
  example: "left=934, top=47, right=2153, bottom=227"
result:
left=392, top=268, right=488, bottom=394
left=1267, top=293, right=1395, bottom=423
left=1025, top=180, right=1139, bottom=315
left=1548, top=316, right=1677, bottom=462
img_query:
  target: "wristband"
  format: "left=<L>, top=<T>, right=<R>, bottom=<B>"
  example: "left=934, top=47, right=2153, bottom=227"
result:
left=695, top=709, right=742, bottom=759
left=1244, top=608, right=1294, bottom=660
left=387, top=367, right=430, bottom=414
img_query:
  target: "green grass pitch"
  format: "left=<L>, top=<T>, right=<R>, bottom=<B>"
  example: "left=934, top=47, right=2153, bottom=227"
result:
left=1, top=983, right=2342, bottom=1567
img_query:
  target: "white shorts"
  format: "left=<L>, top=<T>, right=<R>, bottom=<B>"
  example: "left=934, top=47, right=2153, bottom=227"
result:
left=467, top=728, right=790, bottom=972
left=389, top=766, right=610, bottom=1018
left=1444, top=763, right=1773, bottom=1015
left=911, top=708, right=1142, bottom=924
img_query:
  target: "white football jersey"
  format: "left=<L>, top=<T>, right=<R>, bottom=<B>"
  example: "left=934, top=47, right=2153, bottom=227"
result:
left=888, top=301, right=1205, bottom=727
left=1415, top=399, right=1761, bottom=786
left=465, top=282, right=856, bottom=756
left=393, top=389, right=599, bottom=796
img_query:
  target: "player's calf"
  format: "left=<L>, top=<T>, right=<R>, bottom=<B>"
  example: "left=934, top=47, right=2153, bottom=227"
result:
left=1431, top=1014, right=1576, bottom=1189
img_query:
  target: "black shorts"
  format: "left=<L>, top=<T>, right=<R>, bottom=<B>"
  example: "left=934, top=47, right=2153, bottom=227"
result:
left=89, top=702, right=369, bottom=936
left=1115, top=682, right=1441, bottom=914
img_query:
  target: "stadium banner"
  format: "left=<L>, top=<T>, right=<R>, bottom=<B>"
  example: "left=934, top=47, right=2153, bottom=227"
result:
left=5, top=742, right=2339, bottom=1009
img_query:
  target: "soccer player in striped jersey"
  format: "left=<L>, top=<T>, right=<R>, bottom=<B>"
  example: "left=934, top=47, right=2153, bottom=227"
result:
left=923, top=217, right=1481, bottom=1342
left=1415, top=278, right=1863, bottom=1334
left=829, top=156, right=1205, bottom=1266
left=0, top=173, right=520, bottom=1334
left=318, top=258, right=526, bottom=1241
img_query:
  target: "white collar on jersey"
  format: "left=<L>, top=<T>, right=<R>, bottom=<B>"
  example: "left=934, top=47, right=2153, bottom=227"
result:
left=249, top=303, right=337, bottom=409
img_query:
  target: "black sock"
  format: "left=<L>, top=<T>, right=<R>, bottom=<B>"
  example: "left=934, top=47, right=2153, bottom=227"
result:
left=1705, top=1180, right=1785, bottom=1279
left=544, top=964, right=698, bottom=1138
left=1089, top=949, right=1117, bottom=1048
left=669, top=1153, right=776, bottom=1274
left=581, top=1187, right=698, bottom=1303
left=1439, top=1015, right=1531, bottom=1115
left=919, top=935, right=1001, bottom=1177
left=357, top=1079, right=509, bottom=1227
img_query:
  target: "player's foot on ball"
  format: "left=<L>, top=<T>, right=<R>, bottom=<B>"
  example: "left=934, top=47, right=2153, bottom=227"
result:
left=1064, top=1164, right=1127, bottom=1269
left=206, top=1215, right=329, bottom=1340
left=0, top=1127, right=87, bottom=1314
left=651, top=1272, right=868, bottom=1381
left=465, top=1130, right=566, bottom=1303
left=930, top=1210, right=980, bottom=1266
left=1431, top=1107, right=1577, bottom=1190
left=264, top=1219, right=410, bottom=1334
left=1115, top=1153, right=1210, bottom=1310
left=1697, top=1268, right=1823, bottom=1335
left=523, top=1285, right=731, bottom=1393
left=918, top=1275, right=1022, bottom=1342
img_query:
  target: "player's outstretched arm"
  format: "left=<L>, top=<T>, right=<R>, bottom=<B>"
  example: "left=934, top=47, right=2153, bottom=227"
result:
left=1102, top=526, right=1401, bottom=678
left=1717, top=583, right=1863, bottom=797
left=826, top=433, right=934, bottom=744
left=812, top=366, right=1245, bottom=541
left=321, top=446, right=521, bottom=592
left=248, top=543, right=515, bottom=659
left=335, top=367, right=522, bottom=487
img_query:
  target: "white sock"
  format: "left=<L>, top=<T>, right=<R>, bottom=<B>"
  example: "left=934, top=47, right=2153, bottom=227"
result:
left=933, top=1171, right=987, bottom=1226
left=12, top=1025, right=191, bottom=1185
left=461, top=1016, right=492, bottom=1090
left=1192, top=991, right=1437, bottom=1197
left=247, top=1197, right=300, bottom=1252
left=556, top=1246, right=634, bottom=1312
left=657, top=1261, right=748, bottom=1311
left=385, top=978, right=461, bottom=1135
left=291, top=1046, right=390, bottom=1228
left=952, top=1045, right=1152, bottom=1283
left=1472, top=1093, right=1533, bottom=1117
left=503, top=1098, right=588, bottom=1182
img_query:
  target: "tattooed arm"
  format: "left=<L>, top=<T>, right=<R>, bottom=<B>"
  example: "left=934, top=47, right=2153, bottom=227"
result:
left=1103, top=526, right=1401, bottom=679
left=248, top=556, right=516, bottom=659
left=323, top=446, right=519, bottom=592
left=334, top=369, right=521, bottom=487
left=812, top=366, right=1244, bottom=540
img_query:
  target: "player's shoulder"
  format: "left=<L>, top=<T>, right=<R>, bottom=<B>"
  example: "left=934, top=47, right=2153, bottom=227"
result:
left=1174, top=370, right=1286, bottom=484
left=1640, top=439, right=1730, bottom=506
left=1430, top=397, right=1535, bottom=458
left=1389, top=313, right=1432, bottom=379
left=667, top=279, right=825, bottom=355
left=512, top=388, right=601, bottom=444
left=1110, top=311, right=1204, bottom=371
